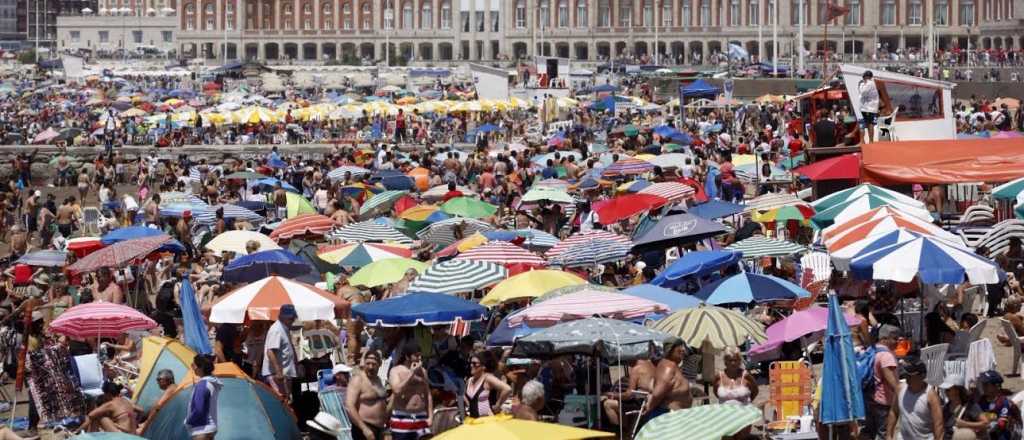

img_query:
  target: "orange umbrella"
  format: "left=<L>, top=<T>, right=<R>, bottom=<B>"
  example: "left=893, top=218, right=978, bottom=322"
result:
left=407, top=167, right=431, bottom=191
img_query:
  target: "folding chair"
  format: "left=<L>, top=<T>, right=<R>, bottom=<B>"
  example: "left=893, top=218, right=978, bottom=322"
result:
left=81, top=207, right=102, bottom=236
left=766, top=361, right=813, bottom=434
left=316, top=389, right=354, bottom=440
left=920, top=343, right=948, bottom=387
left=624, top=390, right=650, bottom=439
left=948, top=319, right=987, bottom=359
left=431, top=407, right=462, bottom=436
left=1001, top=318, right=1022, bottom=376
left=73, top=354, right=105, bottom=400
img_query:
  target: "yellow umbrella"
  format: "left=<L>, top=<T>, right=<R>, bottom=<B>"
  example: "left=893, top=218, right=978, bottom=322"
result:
left=456, top=232, right=489, bottom=253
left=349, top=258, right=429, bottom=288
left=481, top=270, right=586, bottom=307
left=398, top=205, right=439, bottom=222
left=731, top=154, right=757, bottom=167
left=434, top=414, right=613, bottom=440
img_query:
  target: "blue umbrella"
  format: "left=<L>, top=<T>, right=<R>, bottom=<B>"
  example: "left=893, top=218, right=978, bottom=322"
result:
left=16, top=250, right=68, bottom=267
left=101, top=226, right=186, bottom=253
left=221, top=249, right=311, bottom=283
left=249, top=177, right=300, bottom=193
left=818, top=293, right=865, bottom=425
left=686, top=200, right=745, bottom=219
left=548, top=239, right=632, bottom=268
left=477, top=123, right=504, bottom=133
left=486, top=310, right=540, bottom=347
left=622, top=284, right=702, bottom=312
left=371, top=170, right=416, bottom=191
left=180, top=278, right=212, bottom=355
left=650, top=250, right=742, bottom=288
left=631, top=213, right=728, bottom=250
left=352, top=292, right=486, bottom=327
left=693, top=272, right=810, bottom=305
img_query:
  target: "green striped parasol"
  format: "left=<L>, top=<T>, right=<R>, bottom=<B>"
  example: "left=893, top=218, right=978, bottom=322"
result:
left=635, top=404, right=762, bottom=440
left=652, top=304, right=766, bottom=350
left=725, top=236, right=806, bottom=258
left=359, top=190, right=409, bottom=217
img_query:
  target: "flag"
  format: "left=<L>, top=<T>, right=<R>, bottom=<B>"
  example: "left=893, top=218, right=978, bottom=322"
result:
left=826, top=2, right=850, bottom=21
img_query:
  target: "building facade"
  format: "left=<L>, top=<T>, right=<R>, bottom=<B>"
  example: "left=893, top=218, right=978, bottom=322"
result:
left=19, top=0, right=96, bottom=49
left=176, top=0, right=1024, bottom=64
left=56, top=14, right=176, bottom=54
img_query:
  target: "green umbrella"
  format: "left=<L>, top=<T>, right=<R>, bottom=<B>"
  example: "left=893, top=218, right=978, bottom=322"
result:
left=359, top=190, right=408, bottom=217
left=662, top=143, right=685, bottom=152
left=521, top=187, right=574, bottom=204
left=349, top=258, right=429, bottom=288
left=285, top=192, right=317, bottom=218
left=440, top=197, right=497, bottom=219
left=623, top=124, right=639, bottom=137
left=810, top=183, right=922, bottom=213
left=223, top=171, right=269, bottom=180
left=993, top=177, right=1024, bottom=201
left=636, top=404, right=762, bottom=440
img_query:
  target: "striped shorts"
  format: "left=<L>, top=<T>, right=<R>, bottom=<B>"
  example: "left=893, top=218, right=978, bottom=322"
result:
left=389, top=410, right=430, bottom=440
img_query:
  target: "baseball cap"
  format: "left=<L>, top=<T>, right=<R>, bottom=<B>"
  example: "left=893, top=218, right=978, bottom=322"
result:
left=940, top=374, right=965, bottom=389
left=978, top=370, right=1004, bottom=385
left=279, top=304, right=298, bottom=319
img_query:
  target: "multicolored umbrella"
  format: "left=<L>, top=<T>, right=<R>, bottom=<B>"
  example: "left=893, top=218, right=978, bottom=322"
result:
left=811, top=183, right=925, bottom=213
left=407, top=260, right=507, bottom=295
left=453, top=241, right=546, bottom=266
left=50, top=301, right=158, bottom=338
left=68, top=234, right=173, bottom=273
left=755, top=204, right=815, bottom=223
left=652, top=304, right=767, bottom=349
left=533, top=284, right=620, bottom=303
left=328, top=220, right=412, bottom=244
left=820, top=206, right=920, bottom=241
left=507, top=292, right=669, bottom=327
left=481, top=270, right=587, bottom=307
left=637, top=181, right=695, bottom=202
left=269, top=214, right=334, bottom=241
left=208, top=276, right=348, bottom=323
left=441, top=197, right=498, bottom=218
left=317, top=242, right=412, bottom=266
left=546, top=230, right=631, bottom=259
left=811, top=194, right=933, bottom=229
left=636, top=404, right=762, bottom=440
left=358, top=190, right=409, bottom=217
left=204, top=230, right=281, bottom=255
left=547, top=238, right=631, bottom=268
left=221, top=249, right=311, bottom=282
left=849, top=235, right=1000, bottom=284
left=353, top=292, right=486, bottom=327
left=725, top=236, right=805, bottom=258
left=602, top=157, right=654, bottom=177
left=417, top=217, right=494, bottom=246
left=824, top=213, right=961, bottom=252
left=693, top=273, right=810, bottom=305
left=348, top=258, right=429, bottom=288
left=593, top=193, right=667, bottom=224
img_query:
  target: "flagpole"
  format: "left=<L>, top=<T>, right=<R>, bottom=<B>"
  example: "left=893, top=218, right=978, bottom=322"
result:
left=823, top=7, right=829, bottom=79
left=772, top=0, right=778, bottom=76
left=798, top=0, right=805, bottom=75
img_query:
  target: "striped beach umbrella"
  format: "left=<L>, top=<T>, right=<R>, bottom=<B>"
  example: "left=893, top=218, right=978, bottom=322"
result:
left=546, top=230, right=631, bottom=259
left=317, top=242, right=412, bottom=265
left=824, top=213, right=961, bottom=252
left=358, top=190, right=409, bottom=217
left=454, top=241, right=545, bottom=266
left=547, top=239, right=632, bottom=268
left=534, top=284, right=620, bottom=303
left=652, top=304, right=767, bottom=349
left=638, top=181, right=695, bottom=202
left=50, top=301, right=158, bottom=338
left=636, top=404, right=762, bottom=440
left=517, top=229, right=560, bottom=249
left=744, top=192, right=803, bottom=212
left=726, top=236, right=806, bottom=258
left=849, top=235, right=1000, bottom=284
left=407, top=260, right=507, bottom=295
left=209, top=276, right=348, bottom=323
left=417, top=217, right=494, bottom=246
left=192, top=204, right=264, bottom=225
left=327, top=165, right=371, bottom=181
left=602, top=157, right=654, bottom=177
left=328, top=220, right=412, bottom=244
left=507, top=292, right=669, bottom=327
left=269, top=214, right=334, bottom=241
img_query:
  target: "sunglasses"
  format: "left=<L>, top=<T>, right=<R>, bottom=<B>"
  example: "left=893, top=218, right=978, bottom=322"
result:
left=469, top=361, right=482, bottom=367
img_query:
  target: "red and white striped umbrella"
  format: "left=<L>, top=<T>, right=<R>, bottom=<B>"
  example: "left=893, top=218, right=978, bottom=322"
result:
left=67, top=234, right=172, bottom=273
left=453, top=241, right=546, bottom=266
left=269, top=214, right=335, bottom=241
left=639, top=182, right=695, bottom=203
left=603, top=157, right=655, bottom=177
left=546, top=230, right=632, bottom=259
left=50, top=301, right=158, bottom=338
left=209, top=276, right=349, bottom=323
left=507, top=291, right=669, bottom=327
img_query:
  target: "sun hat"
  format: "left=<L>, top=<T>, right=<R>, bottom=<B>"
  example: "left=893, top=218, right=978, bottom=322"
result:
left=306, top=412, right=345, bottom=435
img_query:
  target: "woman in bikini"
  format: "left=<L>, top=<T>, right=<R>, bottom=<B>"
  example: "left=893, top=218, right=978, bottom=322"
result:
left=464, top=351, right=512, bottom=418
left=712, top=346, right=759, bottom=439
left=345, top=350, right=389, bottom=440
left=81, top=382, right=140, bottom=434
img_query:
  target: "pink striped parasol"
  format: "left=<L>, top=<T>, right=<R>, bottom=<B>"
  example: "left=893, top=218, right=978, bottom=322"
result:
left=67, top=234, right=172, bottom=273
left=545, top=230, right=632, bottom=259
left=269, top=214, right=335, bottom=241
left=49, top=301, right=157, bottom=338
left=639, top=182, right=696, bottom=203
left=507, top=291, right=669, bottom=327
left=453, top=241, right=546, bottom=266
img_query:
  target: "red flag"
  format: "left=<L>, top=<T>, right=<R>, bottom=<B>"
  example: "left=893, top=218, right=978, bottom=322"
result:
left=826, top=2, right=851, bottom=21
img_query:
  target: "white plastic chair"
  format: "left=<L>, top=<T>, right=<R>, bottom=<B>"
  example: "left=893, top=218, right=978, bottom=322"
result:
left=74, top=354, right=105, bottom=399
left=920, top=343, right=948, bottom=387
left=877, top=108, right=899, bottom=141
left=799, top=252, right=832, bottom=284
left=948, top=320, right=987, bottom=359
left=1000, top=318, right=1022, bottom=376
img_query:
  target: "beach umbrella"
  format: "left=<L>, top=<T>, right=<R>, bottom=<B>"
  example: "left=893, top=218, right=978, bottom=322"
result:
left=650, top=250, right=742, bottom=288
left=284, top=192, right=317, bottom=218
left=693, top=272, right=810, bottom=305
left=349, top=258, right=429, bottom=288
left=830, top=229, right=924, bottom=271
left=132, top=336, right=197, bottom=411
left=487, top=311, right=540, bottom=347
left=481, top=270, right=587, bottom=307
left=339, top=182, right=376, bottom=201
left=686, top=200, right=745, bottom=219
left=317, top=242, right=411, bottom=266
left=819, top=294, right=866, bottom=426
left=179, top=278, right=212, bottom=355
left=622, top=284, right=702, bottom=312
left=635, top=404, right=762, bottom=440
left=66, top=236, right=104, bottom=257
left=725, top=236, right=805, bottom=258
left=327, top=165, right=370, bottom=181
left=810, top=183, right=924, bottom=213
left=407, top=260, right=507, bottom=294
left=546, top=230, right=631, bottom=259
left=765, top=304, right=863, bottom=343
left=824, top=213, right=961, bottom=252
left=358, top=190, right=408, bottom=217
left=507, top=292, right=669, bottom=327
left=602, top=157, right=654, bottom=177
left=417, top=217, right=494, bottom=246
left=72, top=434, right=148, bottom=439
left=209, top=276, right=348, bottom=323
left=222, top=171, right=268, bottom=180
left=755, top=204, right=815, bottom=223
left=811, top=194, right=933, bottom=229
left=398, top=204, right=440, bottom=222
left=268, top=214, right=334, bottom=241
left=547, top=239, right=631, bottom=267
left=521, top=186, right=574, bottom=204
left=637, top=182, right=695, bottom=202
left=441, top=197, right=498, bottom=218
left=221, top=249, right=311, bottom=282
left=50, top=301, right=158, bottom=338
left=793, top=153, right=861, bottom=181
left=433, top=414, right=612, bottom=440
left=101, top=225, right=167, bottom=245
left=518, top=229, right=560, bottom=249
left=645, top=153, right=691, bottom=169
left=142, top=363, right=301, bottom=440
left=533, top=284, right=621, bottom=303
left=849, top=235, right=1000, bottom=284
left=454, top=241, right=546, bottom=267
left=422, top=184, right=475, bottom=201
left=821, top=206, right=927, bottom=241
left=15, top=249, right=67, bottom=267
left=532, top=178, right=572, bottom=191
left=31, top=127, right=59, bottom=144
left=196, top=204, right=264, bottom=225
left=250, top=177, right=300, bottom=193
left=593, top=194, right=667, bottom=224
left=68, top=234, right=175, bottom=273
left=993, top=177, right=1024, bottom=201
left=745, top=192, right=804, bottom=212
left=353, top=292, right=486, bottom=326
left=329, top=219, right=412, bottom=244
left=652, top=304, right=766, bottom=349
left=204, top=230, right=280, bottom=255
left=631, top=213, right=727, bottom=250
left=511, top=317, right=679, bottom=362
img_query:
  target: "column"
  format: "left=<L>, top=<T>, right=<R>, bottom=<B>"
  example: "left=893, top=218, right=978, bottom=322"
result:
left=274, top=0, right=281, bottom=29
left=469, top=0, right=476, bottom=59
left=314, top=0, right=320, bottom=31
left=528, top=0, right=536, bottom=55
left=610, top=0, right=616, bottom=26
left=673, top=0, right=680, bottom=26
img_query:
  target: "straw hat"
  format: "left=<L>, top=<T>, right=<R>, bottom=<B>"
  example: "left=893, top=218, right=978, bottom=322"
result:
left=306, top=412, right=345, bottom=436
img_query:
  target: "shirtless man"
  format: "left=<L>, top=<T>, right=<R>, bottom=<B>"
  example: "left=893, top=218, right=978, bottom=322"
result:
left=603, top=358, right=656, bottom=426
left=273, top=182, right=288, bottom=221
left=346, top=351, right=389, bottom=440
left=145, top=194, right=160, bottom=227
left=56, top=197, right=76, bottom=238
left=94, top=270, right=125, bottom=304
left=329, top=200, right=353, bottom=226
left=643, top=341, right=692, bottom=426
left=388, top=343, right=432, bottom=440
left=335, top=273, right=366, bottom=358
left=7, top=224, right=28, bottom=258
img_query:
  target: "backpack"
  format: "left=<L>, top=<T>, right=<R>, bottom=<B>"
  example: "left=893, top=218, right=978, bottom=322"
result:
left=856, top=345, right=888, bottom=395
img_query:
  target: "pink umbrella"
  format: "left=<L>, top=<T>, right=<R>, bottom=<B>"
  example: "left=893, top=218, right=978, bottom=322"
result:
left=507, top=291, right=669, bottom=327
left=31, top=127, right=59, bottom=144
left=50, top=301, right=157, bottom=338
left=764, top=305, right=862, bottom=342
left=67, top=234, right=173, bottom=273
left=453, top=241, right=546, bottom=266
left=546, top=230, right=631, bottom=259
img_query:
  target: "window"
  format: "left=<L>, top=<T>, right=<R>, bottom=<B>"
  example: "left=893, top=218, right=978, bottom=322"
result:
left=845, top=0, right=859, bottom=25
left=361, top=2, right=371, bottom=29
left=461, top=11, right=468, bottom=31
left=302, top=2, right=310, bottom=13
left=476, top=11, right=483, bottom=31
left=402, top=2, right=411, bottom=29
left=70, top=30, right=80, bottom=42
left=304, top=18, right=312, bottom=29
left=682, top=0, right=691, bottom=25
left=421, top=2, right=431, bottom=29
left=642, top=0, right=652, bottom=26
left=440, top=0, right=450, bottom=29
left=226, top=14, right=234, bottom=29
left=514, top=0, right=526, bottom=27
left=877, top=80, right=942, bottom=120
left=699, top=0, right=710, bottom=26
left=959, top=0, right=974, bottom=25
left=908, top=0, right=921, bottom=24
left=162, top=30, right=172, bottom=41
left=559, top=0, right=569, bottom=27
left=204, top=2, right=213, bottom=13
left=99, top=30, right=108, bottom=42
left=205, top=17, right=214, bottom=29
left=619, top=0, right=632, bottom=26
left=491, top=11, right=499, bottom=31
left=934, top=0, right=947, bottom=25
left=661, top=0, right=672, bottom=26
left=748, top=0, right=758, bottom=25
left=767, top=0, right=776, bottom=24
left=598, top=0, right=610, bottom=26
left=880, top=0, right=895, bottom=25
left=343, top=1, right=352, bottom=29
left=729, top=0, right=740, bottom=25
left=790, top=0, right=807, bottom=25
left=540, top=1, right=549, bottom=28
left=132, top=30, right=142, bottom=42
left=283, top=4, right=293, bottom=29
left=577, top=0, right=587, bottom=27
left=323, top=3, right=333, bottom=29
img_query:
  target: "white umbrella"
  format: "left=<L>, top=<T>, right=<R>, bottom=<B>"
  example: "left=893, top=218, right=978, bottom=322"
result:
left=205, top=230, right=281, bottom=255
left=209, top=276, right=346, bottom=323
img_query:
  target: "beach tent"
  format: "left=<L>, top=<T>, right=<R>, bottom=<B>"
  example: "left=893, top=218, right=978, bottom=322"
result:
left=133, top=336, right=196, bottom=411
left=680, top=79, right=720, bottom=99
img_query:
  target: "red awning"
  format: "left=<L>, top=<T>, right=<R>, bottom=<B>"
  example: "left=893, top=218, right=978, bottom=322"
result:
left=794, top=153, right=860, bottom=181
left=861, top=138, right=1024, bottom=184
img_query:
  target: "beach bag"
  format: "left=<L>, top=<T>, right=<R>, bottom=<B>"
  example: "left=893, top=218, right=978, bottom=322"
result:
left=856, top=345, right=887, bottom=396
